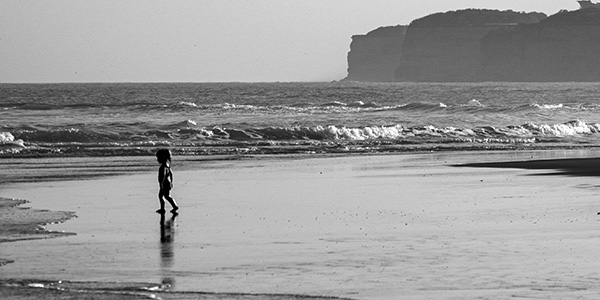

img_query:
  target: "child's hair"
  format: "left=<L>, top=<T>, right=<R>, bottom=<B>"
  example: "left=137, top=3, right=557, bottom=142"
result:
left=156, top=149, right=172, bottom=163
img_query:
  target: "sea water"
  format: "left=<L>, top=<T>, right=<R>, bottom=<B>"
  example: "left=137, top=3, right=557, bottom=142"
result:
left=4, top=82, right=600, bottom=299
left=3, top=81, right=600, bottom=157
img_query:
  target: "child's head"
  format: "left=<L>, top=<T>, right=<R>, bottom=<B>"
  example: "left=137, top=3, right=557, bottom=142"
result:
left=156, top=149, right=172, bottom=164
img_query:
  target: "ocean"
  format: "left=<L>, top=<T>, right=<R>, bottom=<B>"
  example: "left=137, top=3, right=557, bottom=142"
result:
left=2, top=81, right=600, bottom=157
left=4, top=81, right=600, bottom=299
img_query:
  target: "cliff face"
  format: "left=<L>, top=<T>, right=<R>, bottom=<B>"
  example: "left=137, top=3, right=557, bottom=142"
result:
left=345, top=25, right=407, bottom=82
left=481, top=9, right=600, bottom=81
left=395, top=9, right=546, bottom=82
left=345, top=8, right=600, bottom=82
left=397, top=26, right=513, bottom=81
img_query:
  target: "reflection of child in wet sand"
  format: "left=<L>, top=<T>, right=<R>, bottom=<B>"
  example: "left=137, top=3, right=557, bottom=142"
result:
left=159, top=212, right=176, bottom=288
left=156, top=149, right=179, bottom=213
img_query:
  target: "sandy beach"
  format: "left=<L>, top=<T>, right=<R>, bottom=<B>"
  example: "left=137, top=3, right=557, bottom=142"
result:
left=2, top=150, right=600, bottom=299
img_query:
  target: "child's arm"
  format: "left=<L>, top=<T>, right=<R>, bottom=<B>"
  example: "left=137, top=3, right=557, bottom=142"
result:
left=166, top=167, right=173, bottom=188
left=158, top=165, right=166, bottom=185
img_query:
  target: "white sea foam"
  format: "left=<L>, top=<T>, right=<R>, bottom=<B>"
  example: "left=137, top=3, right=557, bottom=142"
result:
left=178, top=101, right=199, bottom=108
left=0, top=132, right=25, bottom=153
left=533, top=103, right=564, bottom=110
left=523, top=120, right=600, bottom=136
left=328, top=125, right=407, bottom=140
left=0, top=132, right=15, bottom=144
left=467, top=99, right=485, bottom=107
left=0, top=132, right=23, bottom=146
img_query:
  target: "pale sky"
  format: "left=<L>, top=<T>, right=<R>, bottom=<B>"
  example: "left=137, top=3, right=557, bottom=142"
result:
left=0, top=0, right=576, bottom=83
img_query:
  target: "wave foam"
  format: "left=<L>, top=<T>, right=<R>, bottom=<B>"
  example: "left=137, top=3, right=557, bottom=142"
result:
left=0, top=132, right=24, bottom=146
left=6, top=120, right=600, bottom=157
left=0, top=132, right=25, bottom=154
left=532, top=103, right=564, bottom=110
left=522, top=120, right=600, bottom=136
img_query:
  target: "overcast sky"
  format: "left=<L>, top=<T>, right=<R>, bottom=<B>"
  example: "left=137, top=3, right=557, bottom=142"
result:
left=0, top=0, right=577, bottom=83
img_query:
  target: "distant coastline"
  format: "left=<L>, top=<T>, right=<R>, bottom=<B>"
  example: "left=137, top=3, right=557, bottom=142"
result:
left=345, top=4, right=600, bottom=82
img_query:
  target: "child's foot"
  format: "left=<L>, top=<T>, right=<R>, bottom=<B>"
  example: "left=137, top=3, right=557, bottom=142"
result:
left=156, top=209, right=166, bottom=214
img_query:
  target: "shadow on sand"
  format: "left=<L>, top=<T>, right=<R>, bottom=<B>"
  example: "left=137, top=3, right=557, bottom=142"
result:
left=458, top=157, right=600, bottom=177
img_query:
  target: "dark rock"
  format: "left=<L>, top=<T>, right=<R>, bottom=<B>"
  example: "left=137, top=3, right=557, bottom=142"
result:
left=481, top=8, right=600, bottom=81
left=395, top=9, right=546, bottom=82
left=344, top=25, right=407, bottom=82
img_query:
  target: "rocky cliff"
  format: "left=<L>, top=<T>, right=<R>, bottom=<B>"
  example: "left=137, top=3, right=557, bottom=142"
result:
left=481, top=8, right=600, bottom=81
left=395, top=9, right=546, bottom=82
left=345, top=8, right=600, bottom=82
left=344, top=25, right=407, bottom=82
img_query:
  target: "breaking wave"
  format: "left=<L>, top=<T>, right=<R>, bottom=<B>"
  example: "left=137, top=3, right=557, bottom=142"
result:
left=4, top=82, right=600, bottom=157
left=4, top=120, right=600, bottom=156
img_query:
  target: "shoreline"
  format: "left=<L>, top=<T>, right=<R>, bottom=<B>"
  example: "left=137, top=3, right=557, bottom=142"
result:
left=0, top=278, right=354, bottom=300
left=2, top=149, right=600, bottom=299
left=0, top=197, right=75, bottom=244
left=4, top=147, right=600, bottom=183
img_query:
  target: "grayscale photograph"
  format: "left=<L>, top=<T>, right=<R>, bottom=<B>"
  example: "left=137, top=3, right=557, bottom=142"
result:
left=2, top=1, right=600, bottom=299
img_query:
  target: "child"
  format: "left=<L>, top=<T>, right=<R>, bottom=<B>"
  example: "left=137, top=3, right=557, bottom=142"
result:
left=156, top=149, right=179, bottom=213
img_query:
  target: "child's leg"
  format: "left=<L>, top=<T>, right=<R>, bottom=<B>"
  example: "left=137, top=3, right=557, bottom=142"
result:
left=163, top=190, right=178, bottom=211
left=157, top=190, right=166, bottom=213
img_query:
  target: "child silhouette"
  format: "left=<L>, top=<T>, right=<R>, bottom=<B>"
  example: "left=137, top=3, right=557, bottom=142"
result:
left=156, top=149, right=179, bottom=213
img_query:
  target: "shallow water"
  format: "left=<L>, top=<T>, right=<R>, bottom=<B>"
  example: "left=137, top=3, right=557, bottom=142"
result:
left=2, top=152, right=600, bottom=299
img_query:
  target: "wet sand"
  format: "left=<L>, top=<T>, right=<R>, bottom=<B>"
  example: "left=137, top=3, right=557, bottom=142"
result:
left=2, top=150, right=600, bottom=299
